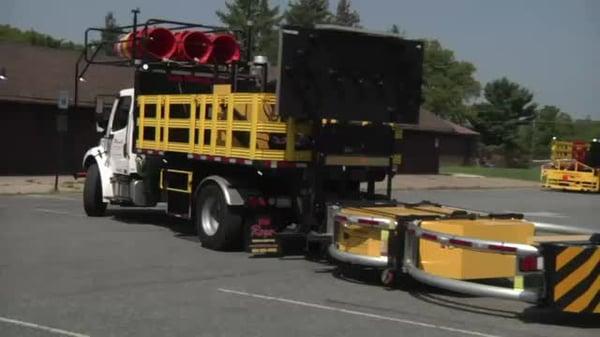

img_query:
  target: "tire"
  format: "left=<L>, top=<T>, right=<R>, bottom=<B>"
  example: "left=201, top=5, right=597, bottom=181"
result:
left=83, top=163, right=107, bottom=216
left=195, top=183, right=242, bottom=250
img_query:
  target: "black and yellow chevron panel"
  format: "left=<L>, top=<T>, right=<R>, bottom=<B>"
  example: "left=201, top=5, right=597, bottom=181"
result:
left=543, top=243, right=600, bottom=314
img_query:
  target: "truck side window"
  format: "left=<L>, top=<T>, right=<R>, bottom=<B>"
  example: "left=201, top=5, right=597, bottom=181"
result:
left=112, top=96, right=131, bottom=132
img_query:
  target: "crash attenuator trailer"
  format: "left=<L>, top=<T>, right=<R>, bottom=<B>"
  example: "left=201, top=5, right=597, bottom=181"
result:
left=328, top=203, right=600, bottom=315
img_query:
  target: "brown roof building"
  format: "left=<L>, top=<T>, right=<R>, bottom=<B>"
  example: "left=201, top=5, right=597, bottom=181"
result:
left=0, top=42, right=131, bottom=174
left=399, top=109, right=479, bottom=174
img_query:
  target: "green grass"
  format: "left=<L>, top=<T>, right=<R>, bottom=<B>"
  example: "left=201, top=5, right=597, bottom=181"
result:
left=440, top=165, right=541, bottom=181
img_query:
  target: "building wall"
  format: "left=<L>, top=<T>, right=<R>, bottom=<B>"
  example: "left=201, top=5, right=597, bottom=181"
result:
left=438, top=134, right=478, bottom=166
left=0, top=101, right=100, bottom=175
left=400, top=130, right=440, bottom=174
left=399, top=130, right=478, bottom=174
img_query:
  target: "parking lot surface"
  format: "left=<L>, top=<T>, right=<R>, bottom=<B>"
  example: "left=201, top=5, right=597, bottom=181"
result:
left=0, top=189, right=598, bottom=337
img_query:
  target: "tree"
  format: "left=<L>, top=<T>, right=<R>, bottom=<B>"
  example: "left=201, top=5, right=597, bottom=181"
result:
left=332, top=0, right=360, bottom=27
left=530, top=105, right=574, bottom=158
left=216, top=0, right=282, bottom=63
left=285, top=0, right=331, bottom=26
left=0, top=24, right=80, bottom=50
left=388, top=24, right=405, bottom=37
left=421, top=39, right=480, bottom=123
left=470, top=78, right=537, bottom=167
left=101, top=12, right=119, bottom=56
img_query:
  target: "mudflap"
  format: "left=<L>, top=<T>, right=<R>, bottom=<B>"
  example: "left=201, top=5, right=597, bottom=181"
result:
left=245, top=215, right=279, bottom=256
left=542, top=235, right=600, bottom=314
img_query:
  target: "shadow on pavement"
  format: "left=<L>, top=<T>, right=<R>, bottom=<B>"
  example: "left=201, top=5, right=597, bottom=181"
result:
left=106, top=208, right=197, bottom=237
left=326, top=264, right=600, bottom=327
left=408, top=281, right=600, bottom=327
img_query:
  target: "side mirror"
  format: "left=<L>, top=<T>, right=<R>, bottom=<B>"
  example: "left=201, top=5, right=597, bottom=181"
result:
left=95, top=95, right=115, bottom=132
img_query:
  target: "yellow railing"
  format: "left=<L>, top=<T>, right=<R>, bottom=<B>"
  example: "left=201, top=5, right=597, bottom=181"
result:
left=136, top=85, right=310, bottom=162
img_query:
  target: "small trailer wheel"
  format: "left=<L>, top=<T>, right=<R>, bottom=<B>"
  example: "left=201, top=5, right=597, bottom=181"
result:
left=381, top=268, right=395, bottom=287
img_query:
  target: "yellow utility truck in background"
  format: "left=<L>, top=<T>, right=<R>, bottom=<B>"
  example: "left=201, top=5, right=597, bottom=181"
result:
left=541, top=139, right=600, bottom=192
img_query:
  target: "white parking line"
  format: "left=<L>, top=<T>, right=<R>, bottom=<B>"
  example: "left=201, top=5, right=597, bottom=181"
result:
left=218, top=288, right=500, bottom=337
left=26, top=195, right=78, bottom=201
left=0, top=316, right=90, bottom=337
left=515, top=211, right=566, bottom=218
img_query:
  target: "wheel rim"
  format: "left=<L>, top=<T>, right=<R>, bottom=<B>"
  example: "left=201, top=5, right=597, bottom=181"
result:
left=200, top=196, right=220, bottom=236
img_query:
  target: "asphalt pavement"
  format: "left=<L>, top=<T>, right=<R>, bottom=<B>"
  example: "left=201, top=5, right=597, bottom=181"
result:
left=393, top=188, right=600, bottom=231
left=0, top=189, right=598, bottom=337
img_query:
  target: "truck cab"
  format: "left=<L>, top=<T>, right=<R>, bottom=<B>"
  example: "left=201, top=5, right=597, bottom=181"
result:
left=83, top=88, right=158, bottom=214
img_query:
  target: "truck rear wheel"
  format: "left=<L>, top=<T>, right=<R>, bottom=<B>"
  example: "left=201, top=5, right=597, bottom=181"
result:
left=195, top=183, right=242, bottom=250
left=83, top=163, right=107, bottom=216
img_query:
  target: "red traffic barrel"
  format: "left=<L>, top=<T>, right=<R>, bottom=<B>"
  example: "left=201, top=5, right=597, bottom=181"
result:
left=208, top=33, right=241, bottom=64
left=114, top=27, right=177, bottom=60
left=173, top=30, right=213, bottom=63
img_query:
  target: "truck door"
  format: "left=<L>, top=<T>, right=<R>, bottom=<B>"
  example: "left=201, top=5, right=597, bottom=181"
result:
left=106, top=94, right=132, bottom=175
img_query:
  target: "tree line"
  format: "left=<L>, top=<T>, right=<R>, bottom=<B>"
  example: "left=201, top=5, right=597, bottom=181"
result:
left=0, top=24, right=81, bottom=50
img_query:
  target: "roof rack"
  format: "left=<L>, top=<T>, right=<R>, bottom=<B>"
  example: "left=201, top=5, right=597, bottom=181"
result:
left=74, top=9, right=258, bottom=108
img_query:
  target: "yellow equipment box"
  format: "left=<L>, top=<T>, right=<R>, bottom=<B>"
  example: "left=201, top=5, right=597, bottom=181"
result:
left=335, top=204, right=461, bottom=259
left=419, top=218, right=534, bottom=280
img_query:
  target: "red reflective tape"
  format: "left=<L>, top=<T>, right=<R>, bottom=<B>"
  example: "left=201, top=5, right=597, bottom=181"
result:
left=358, top=218, right=380, bottom=226
left=449, top=238, right=472, bottom=247
left=334, top=215, right=348, bottom=222
left=277, top=161, right=296, bottom=168
left=420, top=232, right=438, bottom=241
left=488, top=244, right=517, bottom=253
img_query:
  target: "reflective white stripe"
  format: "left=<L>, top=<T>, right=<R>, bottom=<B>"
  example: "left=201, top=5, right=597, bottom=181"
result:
left=537, top=256, right=544, bottom=270
left=409, top=222, right=539, bottom=257
left=218, top=288, right=500, bottom=337
left=0, top=316, right=90, bottom=337
left=336, top=213, right=395, bottom=229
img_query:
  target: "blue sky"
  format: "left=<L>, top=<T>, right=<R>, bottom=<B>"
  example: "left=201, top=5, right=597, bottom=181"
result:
left=2, top=0, right=599, bottom=119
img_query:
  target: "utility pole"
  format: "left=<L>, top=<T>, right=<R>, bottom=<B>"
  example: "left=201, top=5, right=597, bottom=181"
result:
left=246, top=0, right=254, bottom=62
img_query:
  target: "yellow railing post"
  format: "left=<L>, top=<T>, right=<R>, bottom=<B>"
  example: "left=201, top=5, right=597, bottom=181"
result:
left=225, top=93, right=234, bottom=156
left=155, top=97, right=162, bottom=147
left=164, top=96, right=171, bottom=151
left=189, top=99, right=196, bottom=153
left=198, top=96, right=206, bottom=154
left=138, top=96, right=145, bottom=148
left=210, top=93, right=218, bottom=155
left=249, top=95, right=259, bottom=158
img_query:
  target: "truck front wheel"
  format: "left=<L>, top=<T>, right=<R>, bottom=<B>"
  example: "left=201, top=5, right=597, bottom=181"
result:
left=83, top=163, right=107, bottom=216
left=195, top=183, right=242, bottom=250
